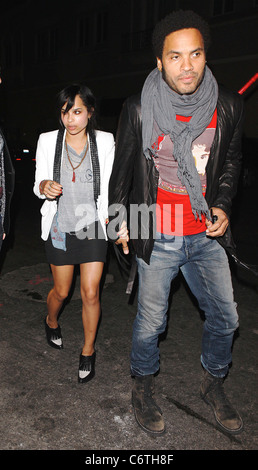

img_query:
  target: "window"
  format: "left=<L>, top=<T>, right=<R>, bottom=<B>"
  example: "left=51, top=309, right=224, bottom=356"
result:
left=95, top=11, right=108, bottom=45
left=49, top=29, right=58, bottom=59
left=122, top=29, right=152, bottom=52
left=157, top=0, right=168, bottom=20
left=35, top=29, right=58, bottom=62
left=3, top=33, right=22, bottom=69
left=78, top=16, right=90, bottom=50
left=36, top=32, right=48, bottom=61
left=213, top=0, right=235, bottom=16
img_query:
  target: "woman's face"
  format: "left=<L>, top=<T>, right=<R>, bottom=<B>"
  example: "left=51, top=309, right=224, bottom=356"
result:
left=61, top=94, right=92, bottom=137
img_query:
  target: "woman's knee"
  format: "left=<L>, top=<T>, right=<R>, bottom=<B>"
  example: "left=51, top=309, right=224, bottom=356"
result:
left=81, top=285, right=99, bottom=305
left=52, top=285, right=70, bottom=302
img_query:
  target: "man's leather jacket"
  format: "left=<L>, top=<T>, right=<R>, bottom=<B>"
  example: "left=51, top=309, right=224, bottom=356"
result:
left=0, top=129, right=15, bottom=235
left=109, top=85, right=244, bottom=265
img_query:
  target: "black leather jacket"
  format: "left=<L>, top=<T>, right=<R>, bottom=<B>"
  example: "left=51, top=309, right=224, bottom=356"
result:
left=109, top=85, right=244, bottom=264
left=0, top=128, right=15, bottom=235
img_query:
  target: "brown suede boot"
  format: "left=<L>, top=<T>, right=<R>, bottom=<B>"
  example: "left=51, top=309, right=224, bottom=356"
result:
left=132, top=375, right=165, bottom=435
left=200, top=370, right=243, bottom=434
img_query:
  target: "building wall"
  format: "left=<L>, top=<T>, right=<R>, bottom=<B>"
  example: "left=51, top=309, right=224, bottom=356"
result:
left=0, top=0, right=257, bottom=149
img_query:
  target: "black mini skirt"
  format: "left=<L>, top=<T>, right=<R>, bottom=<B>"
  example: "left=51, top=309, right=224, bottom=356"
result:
left=45, top=221, right=107, bottom=266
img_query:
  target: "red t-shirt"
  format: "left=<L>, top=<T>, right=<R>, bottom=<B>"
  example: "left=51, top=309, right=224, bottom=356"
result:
left=152, top=110, right=217, bottom=236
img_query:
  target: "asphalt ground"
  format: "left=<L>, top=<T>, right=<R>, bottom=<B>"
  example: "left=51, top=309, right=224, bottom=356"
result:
left=0, top=161, right=257, bottom=464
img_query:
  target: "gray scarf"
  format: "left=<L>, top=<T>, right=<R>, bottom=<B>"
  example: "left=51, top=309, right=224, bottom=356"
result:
left=141, top=66, right=218, bottom=220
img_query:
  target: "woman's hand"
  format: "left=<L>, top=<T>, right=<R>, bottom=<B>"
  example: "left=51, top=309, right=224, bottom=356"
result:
left=40, top=180, right=63, bottom=200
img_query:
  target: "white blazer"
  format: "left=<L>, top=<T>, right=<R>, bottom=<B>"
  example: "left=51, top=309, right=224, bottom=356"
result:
left=33, top=129, right=115, bottom=241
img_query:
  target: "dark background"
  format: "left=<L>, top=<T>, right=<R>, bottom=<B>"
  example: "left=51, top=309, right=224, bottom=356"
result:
left=0, top=0, right=257, bottom=274
left=0, top=1, right=257, bottom=452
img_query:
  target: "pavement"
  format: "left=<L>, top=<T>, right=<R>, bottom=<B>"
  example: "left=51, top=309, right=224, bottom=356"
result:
left=0, top=162, right=257, bottom=459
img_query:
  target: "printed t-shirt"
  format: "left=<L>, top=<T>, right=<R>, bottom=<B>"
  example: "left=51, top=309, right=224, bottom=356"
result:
left=152, top=110, right=217, bottom=236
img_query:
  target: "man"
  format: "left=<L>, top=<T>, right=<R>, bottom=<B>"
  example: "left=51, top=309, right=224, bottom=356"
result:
left=108, top=10, right=244, bottom=435
left=0, top=70, right=15, bottom=252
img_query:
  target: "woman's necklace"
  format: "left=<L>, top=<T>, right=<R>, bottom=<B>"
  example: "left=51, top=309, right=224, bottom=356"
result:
left=65, top=138, right=89, bottom=183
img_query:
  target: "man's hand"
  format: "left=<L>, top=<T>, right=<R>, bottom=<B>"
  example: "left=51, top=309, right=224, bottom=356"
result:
left=206, top=207, right=229, bottom=237
left=115, top=220, right=129, bottom=254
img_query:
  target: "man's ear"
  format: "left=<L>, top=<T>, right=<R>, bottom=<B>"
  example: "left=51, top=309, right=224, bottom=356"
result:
left=157, top=58, right=162, bottom=71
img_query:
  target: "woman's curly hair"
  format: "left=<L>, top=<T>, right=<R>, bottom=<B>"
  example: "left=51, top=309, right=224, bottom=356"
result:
left=152, top=10, right=211, bottom=58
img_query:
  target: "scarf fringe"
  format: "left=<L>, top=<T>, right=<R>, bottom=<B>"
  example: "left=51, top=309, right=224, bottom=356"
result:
left=141, top=66, right=218, bottom=218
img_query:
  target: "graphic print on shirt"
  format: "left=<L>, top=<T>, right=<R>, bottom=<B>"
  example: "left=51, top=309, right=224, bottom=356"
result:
left=152, top=111, right=217, bottom=236
left=153, top=112, right=216, bottom=194
left=80, top=168, right=93, bottom=184
left=58, top=143, right=98, bottom=234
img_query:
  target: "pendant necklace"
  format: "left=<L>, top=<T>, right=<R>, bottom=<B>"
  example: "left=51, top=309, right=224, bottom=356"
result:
left=65, top=138, right=89, bottom=182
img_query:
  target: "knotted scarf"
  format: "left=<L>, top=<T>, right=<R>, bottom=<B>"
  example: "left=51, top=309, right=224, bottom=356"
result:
left=141, top=66, right=218, bottom=220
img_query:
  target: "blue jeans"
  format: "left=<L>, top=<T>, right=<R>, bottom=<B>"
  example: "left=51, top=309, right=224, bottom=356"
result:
left=131, top=232, right=238, bottom=378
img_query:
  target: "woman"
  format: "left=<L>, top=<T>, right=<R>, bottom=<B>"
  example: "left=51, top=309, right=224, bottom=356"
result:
left=33, top=84, right=115, bottom=383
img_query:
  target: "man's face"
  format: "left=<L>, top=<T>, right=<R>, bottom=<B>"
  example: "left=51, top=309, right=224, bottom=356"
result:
left=157, top=28, right=206, bottom=95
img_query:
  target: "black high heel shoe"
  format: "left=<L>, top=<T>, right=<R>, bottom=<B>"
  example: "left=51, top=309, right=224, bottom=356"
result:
left=44, top=317, right=63, bottom=349
left=78, top=351, right=96, bottom=383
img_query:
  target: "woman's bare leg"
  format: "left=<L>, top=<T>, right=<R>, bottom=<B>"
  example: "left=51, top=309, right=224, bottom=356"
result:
left=80, top=262, right=104, bottom=356
left=46, top=264, right=74, bottom=328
